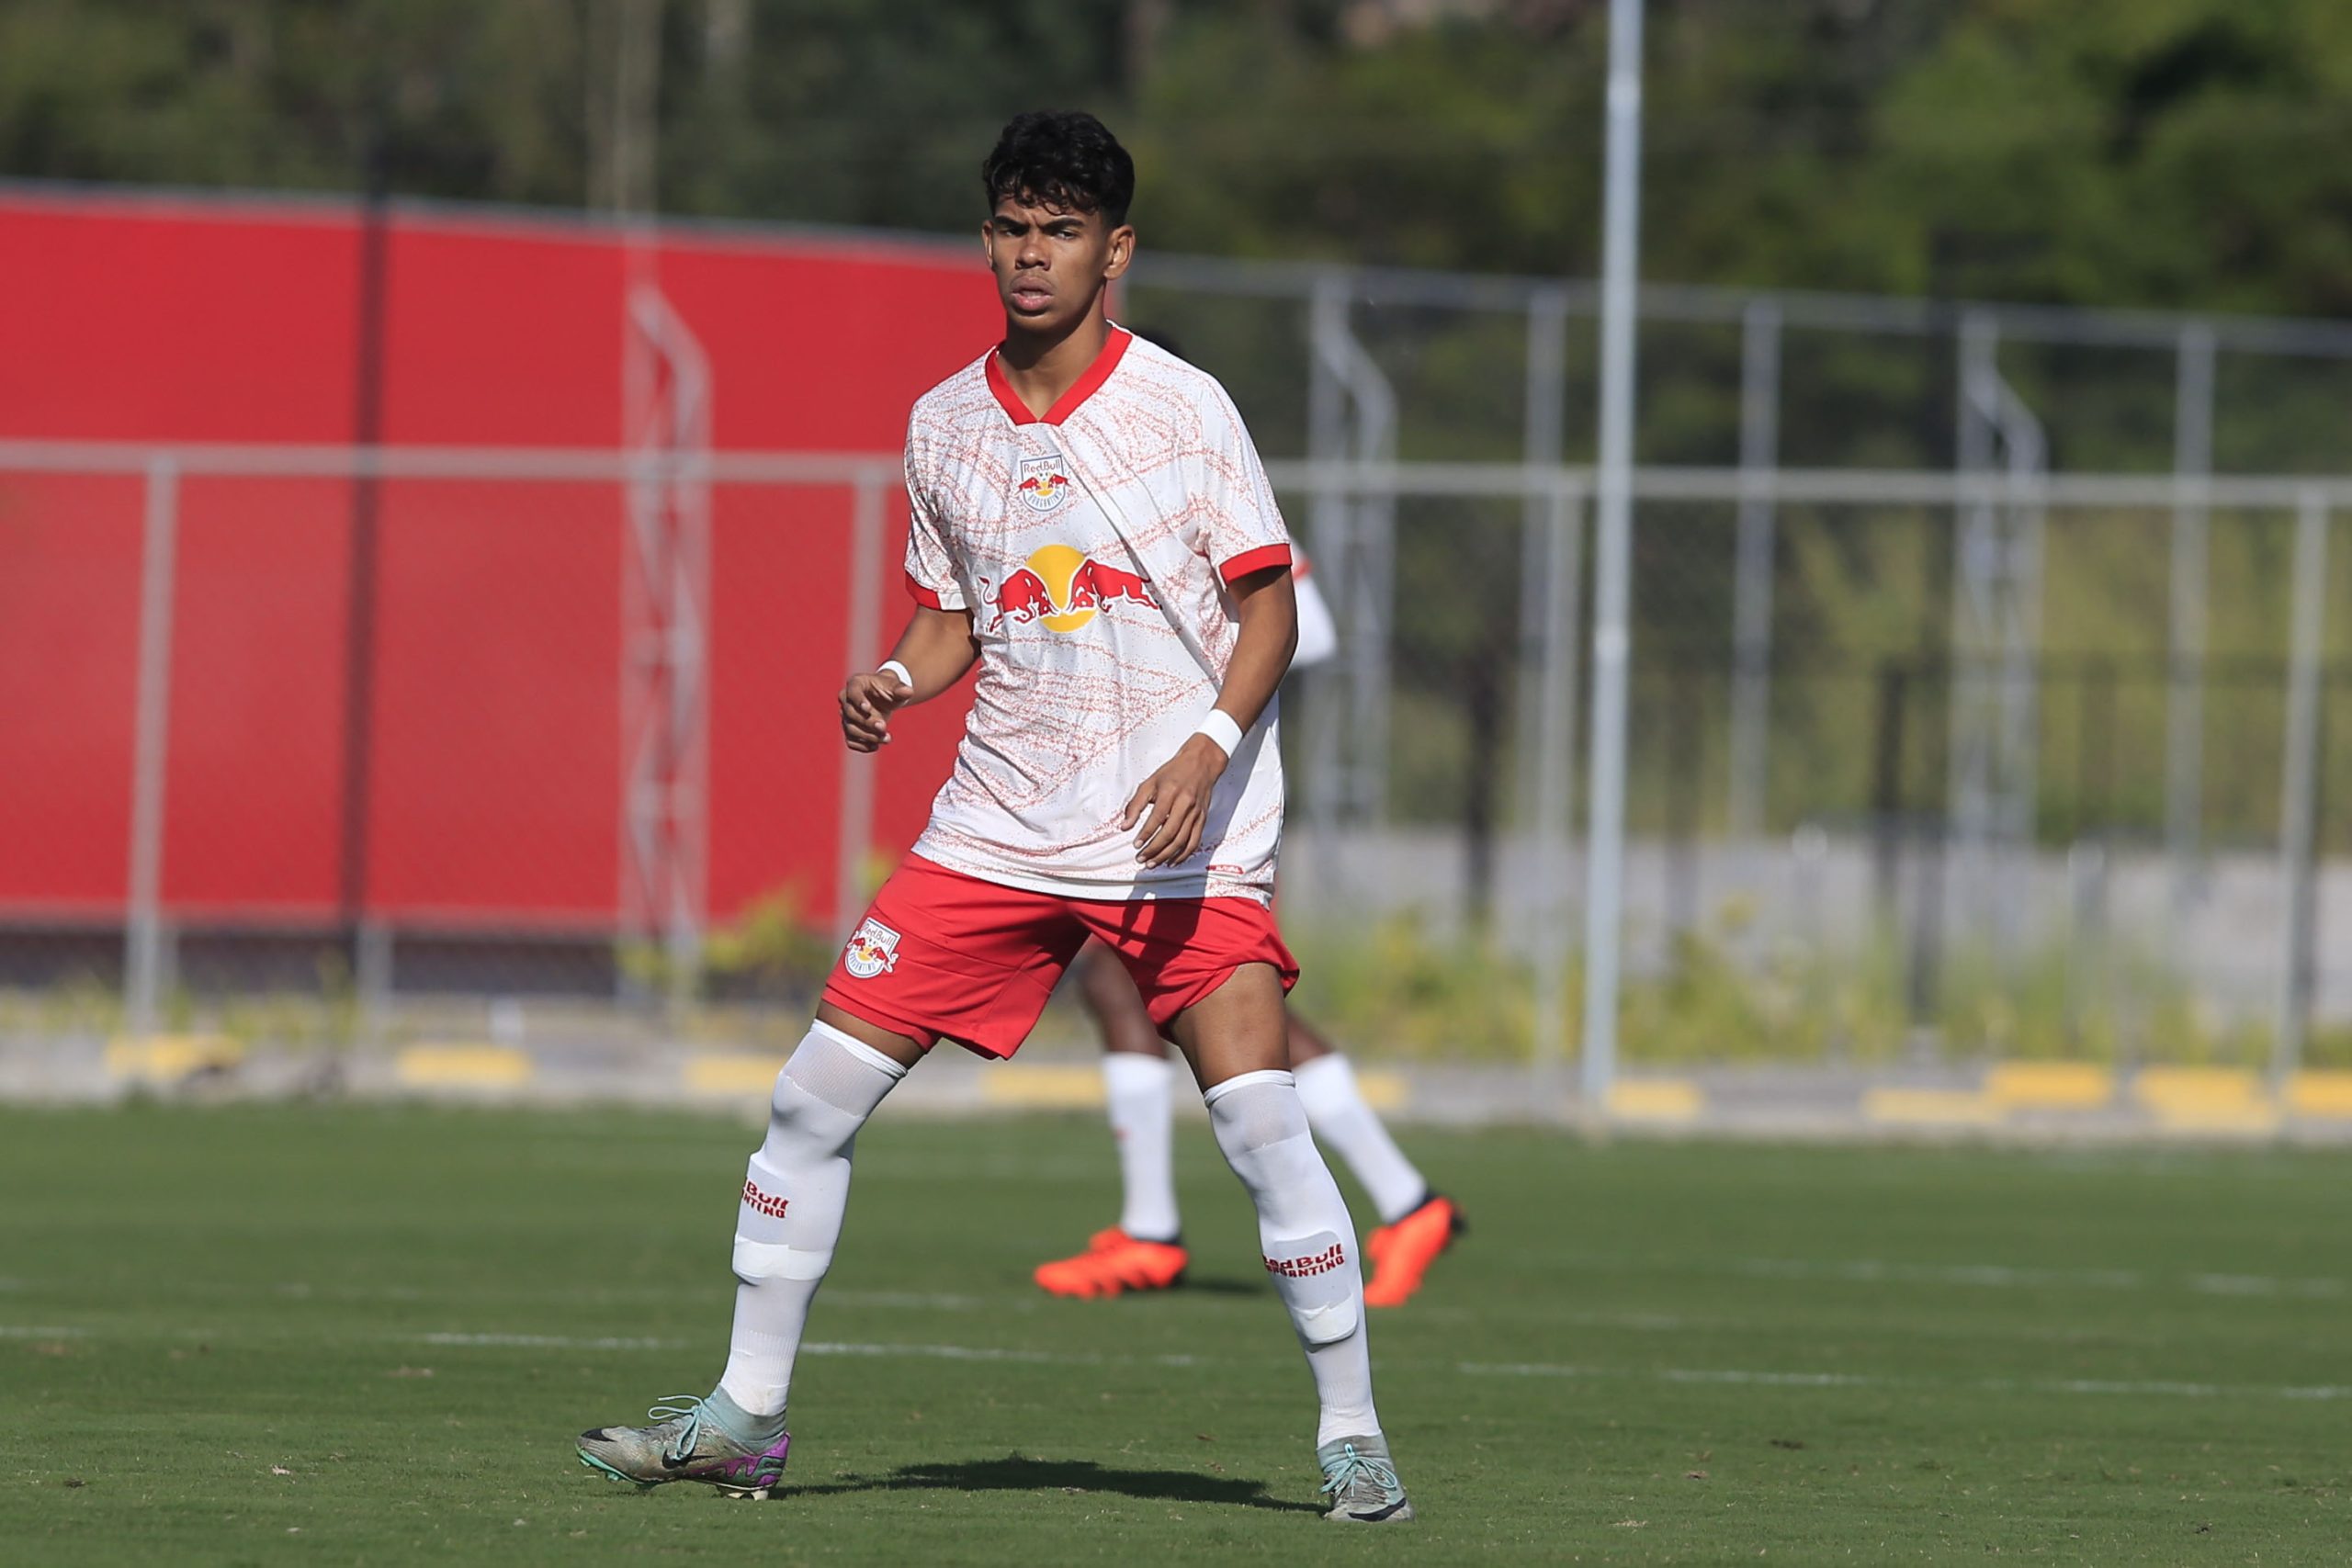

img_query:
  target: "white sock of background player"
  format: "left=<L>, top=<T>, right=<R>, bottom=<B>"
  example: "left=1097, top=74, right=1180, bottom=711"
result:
left=1294, top=1053, right=1430, bottom=1225
left=1104, top=1051, right=1183, bottom=1241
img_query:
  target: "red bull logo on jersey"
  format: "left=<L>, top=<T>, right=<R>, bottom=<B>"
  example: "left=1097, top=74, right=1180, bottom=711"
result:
left=982, top=542, right=1159, bottom=635
left=1015, top=453, right=1073, bottom=513
left=842, top=918, right=900, bottom=980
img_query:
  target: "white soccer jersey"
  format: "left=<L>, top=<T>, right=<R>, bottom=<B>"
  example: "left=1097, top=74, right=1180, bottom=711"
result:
left=899, top=327, right=1294, bottom=905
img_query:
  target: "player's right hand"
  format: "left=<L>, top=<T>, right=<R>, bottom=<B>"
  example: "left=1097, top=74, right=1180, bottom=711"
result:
left=840, top=669, right=912, bottom=752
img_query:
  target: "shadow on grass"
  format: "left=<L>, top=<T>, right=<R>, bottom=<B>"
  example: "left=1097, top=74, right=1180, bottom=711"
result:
left=1170, top=1276, right=1268, bottom=1298
left=785, top=1452, right=1322, bottom=1513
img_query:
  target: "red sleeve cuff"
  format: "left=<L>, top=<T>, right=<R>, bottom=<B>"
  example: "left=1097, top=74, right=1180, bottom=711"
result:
left=1218, top=543, right=1294, bottom=585
left=903, top=571, right=945, bottom=609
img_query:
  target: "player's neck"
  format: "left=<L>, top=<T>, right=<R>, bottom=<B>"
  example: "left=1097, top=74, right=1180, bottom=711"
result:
left=995, top=307, right=1113, bottom=421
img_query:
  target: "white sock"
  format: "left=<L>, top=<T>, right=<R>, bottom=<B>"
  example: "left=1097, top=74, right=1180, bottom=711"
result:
left=1103, top=1052, right=1182, bottom=1242
left=1204, top=1069, right=1380, bottom=1448
left=1294, top=1054, right=1429, bottom=1225
left=717, top=1022, right=906, bottom=1419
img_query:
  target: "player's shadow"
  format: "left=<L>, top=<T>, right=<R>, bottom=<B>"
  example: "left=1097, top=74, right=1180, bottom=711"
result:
left=1171, top=1276, right=1266, bottom=1297
left=785, top=1452, right=1322, bottom=1513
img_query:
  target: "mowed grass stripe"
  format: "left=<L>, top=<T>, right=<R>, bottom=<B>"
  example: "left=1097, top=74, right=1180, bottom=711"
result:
left=1, top=1103, right=2347, bottom=1565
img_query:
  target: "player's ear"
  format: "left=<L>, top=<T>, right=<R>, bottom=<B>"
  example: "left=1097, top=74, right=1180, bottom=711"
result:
left=1103, top=224, right=1136, bottom=281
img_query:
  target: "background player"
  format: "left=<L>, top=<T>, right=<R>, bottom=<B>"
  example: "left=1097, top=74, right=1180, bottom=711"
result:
left=1035, top=527, right=1464, bottom=1308
left=577, top=110, right=1414, bottom=1523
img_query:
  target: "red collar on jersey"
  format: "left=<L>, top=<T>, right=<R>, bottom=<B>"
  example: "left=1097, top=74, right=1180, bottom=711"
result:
left=987, top=324, right=1133, bottom=426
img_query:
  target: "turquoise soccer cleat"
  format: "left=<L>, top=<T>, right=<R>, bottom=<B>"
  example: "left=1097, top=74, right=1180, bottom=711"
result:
left=577, top=1393, right=792, bottom=1500
left=1317, top=1433, right=1415, bottom=1523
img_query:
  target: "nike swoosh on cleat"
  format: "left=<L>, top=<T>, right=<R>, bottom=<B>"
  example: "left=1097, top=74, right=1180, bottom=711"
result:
left=1347, top=1498, right=1411, bottom=1521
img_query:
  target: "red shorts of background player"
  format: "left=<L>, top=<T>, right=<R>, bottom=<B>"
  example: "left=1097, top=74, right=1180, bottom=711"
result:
left=820, top=854, right=1298, bottom=1058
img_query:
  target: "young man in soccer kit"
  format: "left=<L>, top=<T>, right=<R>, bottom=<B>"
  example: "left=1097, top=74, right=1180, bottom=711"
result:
left=1035, top=546, right=1465, bottom=1308
left=577, top=111, right=1415, bottom=1523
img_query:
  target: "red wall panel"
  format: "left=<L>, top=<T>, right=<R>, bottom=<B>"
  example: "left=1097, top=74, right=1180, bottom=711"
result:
left=0, top=197, right=360, bottom=443
left=159, top=477, right=350, bottom=916
left=0, top=475, right=145, bottom=914
left=0, top=189, right=990, bottom=933
left=362, top=480, right=622, bottom=922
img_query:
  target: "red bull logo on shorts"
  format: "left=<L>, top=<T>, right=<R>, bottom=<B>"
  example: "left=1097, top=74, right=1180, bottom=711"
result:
left=982, top=542, right=1159, bottom=635
left=842, top=918, right=900, bottom=979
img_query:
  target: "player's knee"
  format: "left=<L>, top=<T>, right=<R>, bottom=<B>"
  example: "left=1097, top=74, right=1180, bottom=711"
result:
left=763, top=1071, right=856, bottom=1162
left=1205, top=1069, right=1310, bottom=1156
left=761, top=1028, right=899, bottom=1161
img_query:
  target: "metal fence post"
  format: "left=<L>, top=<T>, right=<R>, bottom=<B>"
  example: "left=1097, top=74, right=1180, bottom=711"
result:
left=124, top=456, right=180, bottom=1039
left=1516, top=284, right=1571, bottom=880
left=2167, top=323, right=2215, bottom=940
left=834, top=468, right=888, bottom=940
left=1530, top=482, right=1586, bottom=1114
left=1728, top=296, right=1781, bottom=840
left=1581, top=0, right=1645, bottom=1123
left=2274, top=491, right=2328, bottom=1086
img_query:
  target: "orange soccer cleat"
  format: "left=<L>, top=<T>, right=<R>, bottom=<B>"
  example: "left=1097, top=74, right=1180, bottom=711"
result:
left=1033, top=1227, right=1190, bottom=1299
left=1363, top=1193, right=1465, bottom=1307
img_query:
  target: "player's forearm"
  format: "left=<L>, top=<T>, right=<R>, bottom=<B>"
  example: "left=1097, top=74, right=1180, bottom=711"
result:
left=1211, top=568, right=1299, bottom=733
left=881, top=606, right=979, bottom=703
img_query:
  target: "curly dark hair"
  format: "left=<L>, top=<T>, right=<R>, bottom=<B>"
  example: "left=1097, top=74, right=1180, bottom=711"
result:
left=981, top=110, right=1136, bottom=228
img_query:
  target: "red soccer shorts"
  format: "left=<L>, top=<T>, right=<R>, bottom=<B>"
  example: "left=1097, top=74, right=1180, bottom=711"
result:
left=820, top=854, right=1299, bottom=1059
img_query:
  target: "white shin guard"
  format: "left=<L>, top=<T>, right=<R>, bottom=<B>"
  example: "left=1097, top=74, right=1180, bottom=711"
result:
left=1204, top=1068, right=1380, bottom=1446
left=717, top=1022, right=905, bottom=1417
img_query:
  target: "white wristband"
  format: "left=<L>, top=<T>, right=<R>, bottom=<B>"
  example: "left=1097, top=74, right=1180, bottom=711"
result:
left=1193, top=710, right=1245, bottom=758
left=877, top=660, right=913, bottom=692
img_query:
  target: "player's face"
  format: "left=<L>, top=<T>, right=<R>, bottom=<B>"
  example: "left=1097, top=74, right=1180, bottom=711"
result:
left=983, top=196, right=1133, bottom=336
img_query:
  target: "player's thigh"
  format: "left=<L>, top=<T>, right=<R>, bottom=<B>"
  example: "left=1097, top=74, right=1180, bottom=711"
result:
left=1165, top=962, right=1290, bottom=1089
left=812, top=1001, right=929, bottom=1070
left=1283, top=1010, right=1337, bottom=1065
left=1071, top=941, right=1165, bottom=1056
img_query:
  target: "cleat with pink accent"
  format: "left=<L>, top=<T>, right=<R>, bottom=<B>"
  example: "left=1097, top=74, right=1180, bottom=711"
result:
left=576, top=1394, right=791, bottom=1499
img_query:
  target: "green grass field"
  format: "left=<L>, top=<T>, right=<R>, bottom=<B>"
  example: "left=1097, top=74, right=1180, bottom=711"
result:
left=3, top=1102, right=2346, bottom=1564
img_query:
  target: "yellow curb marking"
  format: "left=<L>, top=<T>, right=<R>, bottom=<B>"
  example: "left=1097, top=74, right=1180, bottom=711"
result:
left=1984, top=1061, right=2114, bottom=1110
left=394, top=1044, right=533, bottom=1089
left=2288, top=1070, right=2352, bottom=1120
left=1609, top=1078, right=1703, bottom=1122
left=981, top=1066, right=1107, bottom=1110
left=1861, top=1089, right=2004, bottom=1126
left=684, top=1054, right=789, bottom=1097
left=106, top=1034, right=245, bottom=1081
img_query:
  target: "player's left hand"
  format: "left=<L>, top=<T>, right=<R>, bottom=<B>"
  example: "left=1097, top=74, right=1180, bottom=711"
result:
left=1121, top=738, right=1227, bottom=867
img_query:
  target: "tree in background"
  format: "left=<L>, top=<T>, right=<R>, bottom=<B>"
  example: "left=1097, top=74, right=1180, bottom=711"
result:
left=5, top=0, right=2351, bottom=316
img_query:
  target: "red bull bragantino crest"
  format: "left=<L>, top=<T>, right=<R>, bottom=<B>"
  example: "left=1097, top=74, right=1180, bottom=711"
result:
left=1015, top=452, right=1073, bottom=513
left=984, top=542, right=1159, bottom=635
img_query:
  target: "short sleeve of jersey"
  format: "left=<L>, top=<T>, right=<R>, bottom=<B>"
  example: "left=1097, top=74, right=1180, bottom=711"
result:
left=900, top=440, right=966, bottom=611
left=1194, top=389, right=1293, bottom=585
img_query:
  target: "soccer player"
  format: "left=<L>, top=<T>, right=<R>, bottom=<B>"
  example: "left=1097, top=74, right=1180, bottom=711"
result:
left=1035, top=539, right=1465, bottom=1309
left=577, top=110, right=1415, bottom=1524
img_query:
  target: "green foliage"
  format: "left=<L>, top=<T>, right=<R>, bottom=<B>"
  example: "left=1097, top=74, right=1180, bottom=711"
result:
left=700, top=880, right=836, bottom=997
left=1287, top=910, right=1535, bottom=1061
left=9, top=2, right=2352, bottom=320
left=1287, top=898, right=2283, bottom=1067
